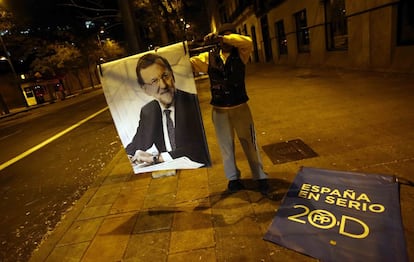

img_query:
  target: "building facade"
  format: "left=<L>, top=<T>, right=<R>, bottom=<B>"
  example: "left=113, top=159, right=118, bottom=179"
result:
left=205, top=0, right=414, bottom=73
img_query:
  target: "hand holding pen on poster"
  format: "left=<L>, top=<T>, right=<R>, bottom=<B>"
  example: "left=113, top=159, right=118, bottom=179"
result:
left=129, top=144, right=163, bottom=166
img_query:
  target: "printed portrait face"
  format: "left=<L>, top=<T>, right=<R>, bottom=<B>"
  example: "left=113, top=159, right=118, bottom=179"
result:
left=140, top=61, right=175, bottom=107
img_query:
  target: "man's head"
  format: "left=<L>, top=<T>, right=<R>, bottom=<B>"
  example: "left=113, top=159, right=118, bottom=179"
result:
left=218, top=23, right=236, bottom=53
left=136, top=53, right=176, bottom=107
left=218, top=23, right=236, bottom=35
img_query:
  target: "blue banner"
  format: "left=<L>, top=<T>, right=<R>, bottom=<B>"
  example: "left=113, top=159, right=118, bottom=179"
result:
left=264, top=167, right=408, bottom=262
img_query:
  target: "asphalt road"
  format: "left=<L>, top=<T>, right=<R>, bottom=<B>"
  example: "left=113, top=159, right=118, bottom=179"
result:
left=0, top=90, right=122, bottom=261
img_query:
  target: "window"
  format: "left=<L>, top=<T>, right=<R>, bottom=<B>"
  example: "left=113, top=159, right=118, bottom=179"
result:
left=294, top=9, right=310, bottom=53
left=261, top=15, right=273, bottom=61
left=219, top=5, right=229, bottom=24
left=325, top=0, right=348, bottom=50
left=275, top=20, right=288, bottom=55
left=251, top=26, right=259, bottom=62
left=397, top=0, right=414, bottom=45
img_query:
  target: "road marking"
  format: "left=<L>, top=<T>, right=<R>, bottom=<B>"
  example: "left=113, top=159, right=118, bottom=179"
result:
left=0, top=107, right=109, bottom=172
left=0, top=129, right=22, bottom=141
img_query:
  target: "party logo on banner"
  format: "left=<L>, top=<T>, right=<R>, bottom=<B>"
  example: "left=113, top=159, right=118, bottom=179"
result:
left=264, top=166, right=408, bottom=262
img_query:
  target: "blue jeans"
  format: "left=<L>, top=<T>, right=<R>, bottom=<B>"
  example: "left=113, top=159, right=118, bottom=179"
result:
left=212, top=103, right=268, bottom=181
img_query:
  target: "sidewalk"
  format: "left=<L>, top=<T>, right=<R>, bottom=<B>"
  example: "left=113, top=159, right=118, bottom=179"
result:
left=29, top=64, right=414, bottom=261
left=0, top=85, right=102, bottom=121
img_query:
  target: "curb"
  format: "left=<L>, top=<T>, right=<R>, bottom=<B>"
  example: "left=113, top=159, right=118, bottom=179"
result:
left=0, top=86, right=103, bottom=120
left=29, top=148, right=126, bottom=262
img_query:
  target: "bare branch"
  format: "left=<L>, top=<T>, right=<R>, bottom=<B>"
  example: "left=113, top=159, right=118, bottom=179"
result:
left=85, top=14, right=120, bottom=22
left=58, top=0, right=118, bottom=13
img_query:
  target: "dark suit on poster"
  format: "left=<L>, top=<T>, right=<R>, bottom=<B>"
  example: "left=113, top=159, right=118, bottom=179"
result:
left=126, top=89, right=210, bottom=165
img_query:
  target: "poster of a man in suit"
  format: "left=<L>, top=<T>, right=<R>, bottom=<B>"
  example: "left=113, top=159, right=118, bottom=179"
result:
left=100, top=43, right=210, bottom=174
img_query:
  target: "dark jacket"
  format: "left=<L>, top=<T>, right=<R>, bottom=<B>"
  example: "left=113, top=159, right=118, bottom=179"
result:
left=125, top=89, right=210, bottom=165
left=207, top=46, right=249, bottom=107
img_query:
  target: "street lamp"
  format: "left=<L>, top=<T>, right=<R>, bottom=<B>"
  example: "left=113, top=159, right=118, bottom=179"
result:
left=0, top=34, right=28, bottom=109
left=0, top=55, right=11, bottom=114
left=97, top=27, right=106, bottom=62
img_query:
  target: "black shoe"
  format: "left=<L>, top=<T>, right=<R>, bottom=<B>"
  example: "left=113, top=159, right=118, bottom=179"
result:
left=227, top=179, right=245, bottom=193
left=258, top=179, right=270, bottom=195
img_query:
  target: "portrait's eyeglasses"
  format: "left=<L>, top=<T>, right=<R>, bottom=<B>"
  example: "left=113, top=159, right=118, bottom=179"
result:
left=143, top=71, right=172, bottom=90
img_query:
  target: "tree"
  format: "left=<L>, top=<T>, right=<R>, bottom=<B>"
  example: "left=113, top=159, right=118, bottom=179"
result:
left=99, top=38, right=126, bottom=61
left=0, top=6, right=27, bottom=110
left=131, top=0, right=185, bottom=48
left=30, top=42, right=82, bottom=77
left=0, top=7, right=14, bottom=33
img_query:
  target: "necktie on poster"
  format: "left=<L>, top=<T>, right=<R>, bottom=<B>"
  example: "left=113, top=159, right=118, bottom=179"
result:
left=164, top=109, right=176, bottom=150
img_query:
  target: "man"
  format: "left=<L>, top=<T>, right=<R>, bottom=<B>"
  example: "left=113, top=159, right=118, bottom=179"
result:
left=190, top=23, right=269, bottom=194
left=126, top=53, right=210, bottom=166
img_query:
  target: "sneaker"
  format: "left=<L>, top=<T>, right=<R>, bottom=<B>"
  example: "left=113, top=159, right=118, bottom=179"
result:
left=227, top=179, right=245, bottom=193
left=258, top=179, right=270, bottom=195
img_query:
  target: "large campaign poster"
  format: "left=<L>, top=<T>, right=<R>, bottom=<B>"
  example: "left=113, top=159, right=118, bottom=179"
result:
left=100, top=42, right=210, bottom=174
left=264, top=167, right=408, bottom=262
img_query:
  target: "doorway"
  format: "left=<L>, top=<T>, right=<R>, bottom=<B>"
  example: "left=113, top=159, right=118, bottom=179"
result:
left=261, top=15, right=273, bottom=62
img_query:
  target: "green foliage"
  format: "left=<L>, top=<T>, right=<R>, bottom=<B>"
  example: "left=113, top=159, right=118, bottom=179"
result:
left=131, top=0, right=186, bottom=46
left=100, top=39, right=126, bottom=61
left=30, top=42, right=82, bottom=77
left=1, top=0, right=205, bottom=79
left=0, top=8, right=15, bottom=33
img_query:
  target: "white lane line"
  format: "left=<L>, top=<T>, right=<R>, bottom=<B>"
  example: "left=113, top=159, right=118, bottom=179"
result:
left=0, top=129, right=23, bottom=141
left=0, top=107, right=109, bottom=172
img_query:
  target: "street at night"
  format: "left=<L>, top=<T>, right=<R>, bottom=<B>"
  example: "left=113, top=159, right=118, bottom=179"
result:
left=0, top=90, right=121, bottom=261
left=0, top=0, right=413, bottom=261
left=14, top=64, right=413, bottom=261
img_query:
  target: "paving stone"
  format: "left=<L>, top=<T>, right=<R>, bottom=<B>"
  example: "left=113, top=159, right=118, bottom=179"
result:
left=143, top=192, right=177, bottom=209
left=81, top=213, right=136, bottom=261
left=133, top=210, right=174, bottom=234
left=101, top=173, right=129, bottom=186
left=58, top=218, right=104, bottom=246
left=168, top=247, right=216, bottom=261
left=169, top=209, right=215, bottom=253
left=123, top=231, right=170, bottom=261
left=45, top=242, right=89, bottom=262
left=86, top=184, right=122, bottom=207
left=126, top=173, right=152, bottom=188
left=110, top=185, right=147, bottom=214
left=147, top=175, right=178, bottom=196
left=77, top=204, right=112, bottom=220
left=176, top=169, right=210, bottom=203
left=213, top=215, right=273, bottom=262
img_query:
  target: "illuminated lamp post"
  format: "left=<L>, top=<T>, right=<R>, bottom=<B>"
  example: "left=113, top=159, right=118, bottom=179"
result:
left=0, top=86, right=9, bottom=114
left=0, top=34, right=28, bottom=108
left=97, top=27, right=105, bottom=63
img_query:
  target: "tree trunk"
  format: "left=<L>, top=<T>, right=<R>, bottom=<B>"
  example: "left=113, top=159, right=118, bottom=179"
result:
left=0, top=93, right=10, bottom=114
left=158, top=18, right=169, bottom=45
left=118, top=0, right=142, bottom=54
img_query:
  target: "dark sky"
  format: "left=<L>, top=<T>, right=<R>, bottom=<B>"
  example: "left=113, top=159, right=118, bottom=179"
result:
left=3, top=1, right=208, bottom=32
left=3, top=0, right=117, bottom=27
left=4, top=0, right=60, bottom=24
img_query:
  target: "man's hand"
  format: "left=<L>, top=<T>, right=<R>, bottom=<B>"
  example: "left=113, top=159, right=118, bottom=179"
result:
left=130, top=150, right=160, bottom=164
left=203, top=32, right=222, bottom=44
